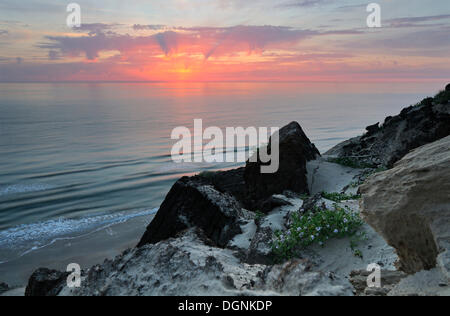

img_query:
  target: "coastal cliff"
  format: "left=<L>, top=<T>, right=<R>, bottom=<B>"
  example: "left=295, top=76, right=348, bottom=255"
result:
left=21, top=84, right=450, bottom=296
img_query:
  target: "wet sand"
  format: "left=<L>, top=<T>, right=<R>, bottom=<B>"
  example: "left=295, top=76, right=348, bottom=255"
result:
left=0, top=213, right=153, bottom=290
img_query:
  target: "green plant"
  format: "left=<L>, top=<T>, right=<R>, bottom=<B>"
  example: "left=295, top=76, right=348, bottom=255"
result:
left=374, top=166, right=387, bottom=173
left=350, top=232, right=368, bottom=259
left=327, top=157, right=375, bottom=169
left=272, top=205, right=364, bottom=261
left=348, top=166, right=388, bottom=189
left=321, top=191, right=361, bottom=202
left=254, top=210, right=266, bottom=222
left=349, top=181, right=360, bottom=189
left=299, top=193, right=310, bottom=200
left=352, top=249, right=363, bottom=259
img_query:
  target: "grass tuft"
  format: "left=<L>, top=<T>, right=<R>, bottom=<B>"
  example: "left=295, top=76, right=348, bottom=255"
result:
left=321, top=191, right=361, bottom=202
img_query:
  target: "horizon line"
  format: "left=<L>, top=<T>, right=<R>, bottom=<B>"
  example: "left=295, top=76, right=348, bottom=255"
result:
left=0, top=79, right=447, bottom=84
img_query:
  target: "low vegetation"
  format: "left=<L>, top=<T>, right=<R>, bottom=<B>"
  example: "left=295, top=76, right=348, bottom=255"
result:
left=273, top=204, right=364, bottom=261
left=254, top=210, right=266, bottom=223
left=327, top=157, right=375, bottom=169
left=321, top=191, right=361, bottom=202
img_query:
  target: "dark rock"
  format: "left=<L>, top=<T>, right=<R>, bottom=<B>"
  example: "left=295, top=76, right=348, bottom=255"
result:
left=446, top=83, right=450, bottom=92
left=326, top=86, right=450, bottom=168
left=258, top=195, right=293, bottom=213
left=137, top=176, right=243, bottom=248
left=422, top=97, right=434, bottom=107
left=300, top=193, right=323, bottom=213
left=25, top=268, right=69, bottom=296
left=365, top=122, right=380, bottom=136
left=0, top=282, right=9, bottom=295
left=208, top=167, right=246, bottom=206
left=245, top=226, right=275, bottom=265
left=244, top=122, right=320, bottom=211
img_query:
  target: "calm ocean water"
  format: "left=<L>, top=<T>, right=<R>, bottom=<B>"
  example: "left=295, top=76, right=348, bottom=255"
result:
left=0, top=81, right=443, bottom=264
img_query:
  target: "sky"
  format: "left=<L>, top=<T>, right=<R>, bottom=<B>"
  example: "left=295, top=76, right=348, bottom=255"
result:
left=0, top=0, right=449, bottom=82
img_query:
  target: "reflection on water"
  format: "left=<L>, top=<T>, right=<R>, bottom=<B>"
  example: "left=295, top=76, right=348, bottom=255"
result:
left=0, top=81, right=443, bottom=262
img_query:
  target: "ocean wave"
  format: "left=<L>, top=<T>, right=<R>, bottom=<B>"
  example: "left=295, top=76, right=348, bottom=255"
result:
left=0, top=183, right=57, bottom=197
left=0, top=208, right=158, bottom=261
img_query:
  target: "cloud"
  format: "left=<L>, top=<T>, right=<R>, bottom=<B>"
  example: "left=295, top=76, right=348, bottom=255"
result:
left=0, top=1, right=63, bottom=13
left=2, top=54, right=449, bottom=83
left=133, top=24, right=167, bottom=31
left=377, top=28, right=450, bottom=50
left=386, top=14, right=450, bottom=28
left=280, top=0, right=334, bottom=8
left=0, top=30, right=8, bottom=36
left=336, top=26, right=450, bottom=58
left=48, top=50, right=60, bottom=60
left=38, top=25, right=320, bottom=60
left=74, top=23, right=118, bottom=36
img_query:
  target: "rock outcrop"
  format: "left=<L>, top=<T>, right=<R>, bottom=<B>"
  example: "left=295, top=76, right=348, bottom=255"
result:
left=209, top=168, right=247, bottom=206
left=138, top=121, right=320, bottom=248
left=349, top=270, right=407, bottom=296
left=25, top=268, right=69, bottom=296
left=137, top=176, right=245, bottom=248
left=327, top=86, right=450, bottom=168
left=245, top=226, right=274, bottom=265
left=0, top=282, right=9, bottom=295
left=58, top=229, right=352, bottom=296
left=245, top=121, right=320, bottom=211
left=360, top=136, right=450, bottom=276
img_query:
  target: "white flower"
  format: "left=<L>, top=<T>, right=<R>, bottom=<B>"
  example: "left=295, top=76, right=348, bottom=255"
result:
left=343, top=218, right=348, bottom=224
left=311, top=235, right=315, bottom=240
left=316, top=227, right=322, bottom=232
left=333, top=229, right=339, bottom=234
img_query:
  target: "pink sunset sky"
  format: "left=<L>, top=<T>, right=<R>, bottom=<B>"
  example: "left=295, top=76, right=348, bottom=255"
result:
left=0, top=0, right=449, bottom=82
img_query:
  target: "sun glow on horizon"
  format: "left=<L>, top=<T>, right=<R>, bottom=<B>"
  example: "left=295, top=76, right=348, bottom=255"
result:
left=0, top=0, right=449, bottom=82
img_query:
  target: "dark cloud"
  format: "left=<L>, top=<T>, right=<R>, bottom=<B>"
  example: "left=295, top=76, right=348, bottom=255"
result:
left=133, top=24, right=167, bottom=31
left=74, top=23, right=121, bottom=36
left=48, top=50, right=60, bottom=60
left=38, top=25, right=320, bottom=60
left=386, top=14, right=450, bottom=28
left=0, top=30, right=9, bottom=36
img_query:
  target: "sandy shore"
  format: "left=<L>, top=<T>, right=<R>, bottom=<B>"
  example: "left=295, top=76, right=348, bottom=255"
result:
left=0, top=213, right=153, bottom=293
